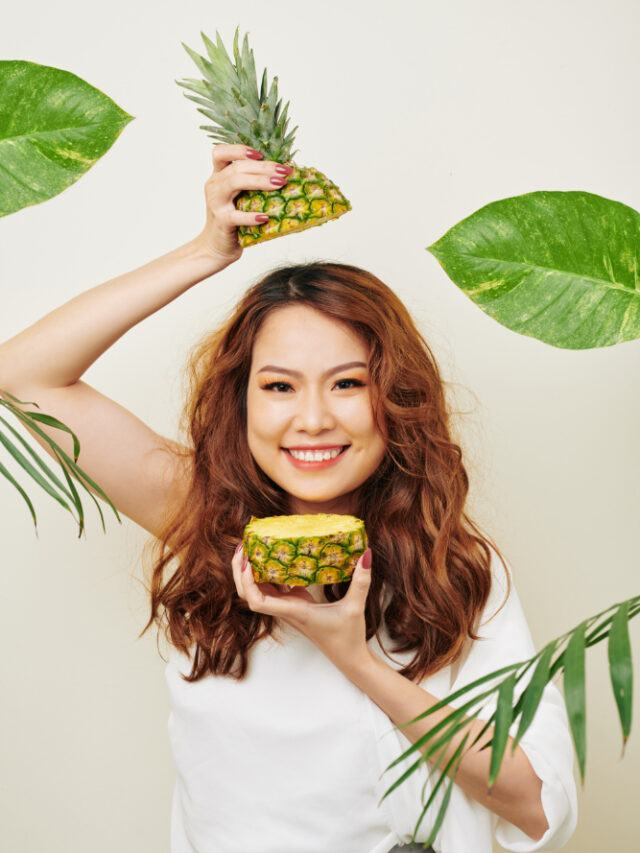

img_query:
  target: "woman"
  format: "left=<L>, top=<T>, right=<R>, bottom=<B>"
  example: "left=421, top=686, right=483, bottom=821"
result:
left=0, top=145, right=577, bottom=853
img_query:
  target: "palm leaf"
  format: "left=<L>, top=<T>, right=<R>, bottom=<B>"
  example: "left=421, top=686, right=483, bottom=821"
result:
left=0, top=457, right=38, bottom=531
left=488, top=672, right=516, bottom=790
left=381, top=596, right=639, bottom=843
left=512, top=638, right=559, bottom=751
left=563, top=620, right=588, bottom=783
left=608, top=600, right=633, bottom=755
left=0, top=391, right=121, bottom=535
left=415, top=732, right=471, bottom=848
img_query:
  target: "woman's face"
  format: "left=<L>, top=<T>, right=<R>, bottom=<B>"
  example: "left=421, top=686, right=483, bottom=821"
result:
left=246, top=304, right=387, bottom=515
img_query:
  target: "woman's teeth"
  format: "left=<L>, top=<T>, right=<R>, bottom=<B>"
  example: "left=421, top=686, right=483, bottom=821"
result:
left=288, top=447, right=345, bottom=462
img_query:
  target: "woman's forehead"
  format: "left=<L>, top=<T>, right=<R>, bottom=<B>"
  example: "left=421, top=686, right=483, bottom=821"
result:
left=251, top=305, right=369, bottom=366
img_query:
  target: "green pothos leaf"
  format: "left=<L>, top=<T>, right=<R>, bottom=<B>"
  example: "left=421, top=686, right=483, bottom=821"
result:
left=0, top=60, right=133, bottom=217
left=427, top=191, right=640, bottom=350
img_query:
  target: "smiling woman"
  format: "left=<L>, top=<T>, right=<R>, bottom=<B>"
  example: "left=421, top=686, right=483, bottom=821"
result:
left=0, top=142, right=577, bottom=853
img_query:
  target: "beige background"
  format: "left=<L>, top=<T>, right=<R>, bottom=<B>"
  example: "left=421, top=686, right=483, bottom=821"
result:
left=1, top=0, right=638, bottom=850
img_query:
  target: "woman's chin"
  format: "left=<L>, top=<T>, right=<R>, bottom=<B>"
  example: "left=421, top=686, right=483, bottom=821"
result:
left=285, top=489, right=358, bottom=516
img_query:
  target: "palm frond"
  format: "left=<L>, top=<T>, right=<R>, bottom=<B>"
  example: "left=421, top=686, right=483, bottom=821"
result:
left=381, top=594, right=638, bottom=843
left=0, top=391, right=121, bottom=536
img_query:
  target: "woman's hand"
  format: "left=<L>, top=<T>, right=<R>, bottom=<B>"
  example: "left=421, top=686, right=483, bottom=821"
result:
left=231, top=543, right=374, bottom=676
left=193, top=144, right=293, bottom=267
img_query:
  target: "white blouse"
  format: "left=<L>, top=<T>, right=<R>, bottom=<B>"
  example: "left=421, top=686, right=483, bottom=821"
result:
left=165, top=548, right=578, bottom=853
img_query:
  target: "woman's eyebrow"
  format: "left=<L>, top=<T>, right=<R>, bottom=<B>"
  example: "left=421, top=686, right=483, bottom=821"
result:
left=257, top=361, right=367, bottom=378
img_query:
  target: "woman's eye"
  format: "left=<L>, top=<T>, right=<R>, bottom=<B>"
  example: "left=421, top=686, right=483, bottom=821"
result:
left=262, top=381, right=293, bottom=392
left=335, top=378, right=365, bottom=390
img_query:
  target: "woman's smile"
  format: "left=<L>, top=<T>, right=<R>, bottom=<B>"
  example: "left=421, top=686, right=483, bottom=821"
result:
left=283, top=444, right=350, bottom=468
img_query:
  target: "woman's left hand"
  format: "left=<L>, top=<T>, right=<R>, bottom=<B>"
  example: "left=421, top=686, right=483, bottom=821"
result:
left=231, top=543, right=374, bottom=675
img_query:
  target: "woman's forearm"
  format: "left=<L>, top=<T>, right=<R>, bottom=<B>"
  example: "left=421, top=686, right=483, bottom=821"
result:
left=0, top=238, right=230, bottom=391
left=345, top=648, right=549, bottom=842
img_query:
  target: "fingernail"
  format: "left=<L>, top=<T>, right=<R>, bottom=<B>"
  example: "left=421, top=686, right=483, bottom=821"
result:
left=242, top=556, right=249, bottom=572
left=275, top=164, right=293, bottom=175
left=270, top=176, right=287, bottom=186
left=255, top=214, right=269, bottom=222
left=246, top=148, right=263, bottom=159
left=362, top=548, right=372, bottom=569
left=235, top=542, right=243, bottom=555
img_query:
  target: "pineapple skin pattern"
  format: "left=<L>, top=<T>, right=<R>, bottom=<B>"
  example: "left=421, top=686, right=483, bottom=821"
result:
left=236, top=165, right=351, bottom=248
left=243, top=514, right=368, bottom=586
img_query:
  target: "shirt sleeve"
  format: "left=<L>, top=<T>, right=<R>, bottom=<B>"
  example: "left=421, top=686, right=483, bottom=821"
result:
left=447, top=547, right=579, bottom=851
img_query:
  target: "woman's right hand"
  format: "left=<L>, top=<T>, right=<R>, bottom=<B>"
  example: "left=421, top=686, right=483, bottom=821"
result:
left=194, top=144, right=293, bottom=266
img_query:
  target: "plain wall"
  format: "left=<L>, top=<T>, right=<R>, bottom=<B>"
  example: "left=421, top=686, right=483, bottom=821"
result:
left=0, top=1, right=638, bottom=850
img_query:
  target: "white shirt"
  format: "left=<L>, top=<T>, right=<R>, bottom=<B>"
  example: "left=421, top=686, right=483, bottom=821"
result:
left=165, top=548, right=578, bottom=853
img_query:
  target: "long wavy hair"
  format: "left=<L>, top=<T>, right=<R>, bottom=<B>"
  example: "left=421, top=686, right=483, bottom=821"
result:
left=141, top=261, right=510, bottom=682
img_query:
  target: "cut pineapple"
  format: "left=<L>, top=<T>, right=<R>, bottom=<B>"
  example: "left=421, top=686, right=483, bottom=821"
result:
left=243, top=514, right=367, bottom=586
left=178, top=28, right=351, bottom=247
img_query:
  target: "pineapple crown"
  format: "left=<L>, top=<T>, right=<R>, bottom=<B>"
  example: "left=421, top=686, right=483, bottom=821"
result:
left=177, top=26, right=298, bottom=163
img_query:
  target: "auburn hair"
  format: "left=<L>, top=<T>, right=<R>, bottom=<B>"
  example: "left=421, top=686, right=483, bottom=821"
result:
left=140, top=261, right=510, bottom=682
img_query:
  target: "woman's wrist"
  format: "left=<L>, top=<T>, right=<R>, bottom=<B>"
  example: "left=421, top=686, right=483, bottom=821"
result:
left=187, top=231, right=242, bottom=275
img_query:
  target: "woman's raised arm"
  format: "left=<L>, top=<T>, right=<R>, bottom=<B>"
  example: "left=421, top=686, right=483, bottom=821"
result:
left=0, top=145, right=289, bottom=536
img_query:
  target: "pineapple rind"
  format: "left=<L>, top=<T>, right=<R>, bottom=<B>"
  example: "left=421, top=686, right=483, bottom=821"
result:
left=236, top=163, right=351, bottom=248
left=243, top=513, right=367, bottom=586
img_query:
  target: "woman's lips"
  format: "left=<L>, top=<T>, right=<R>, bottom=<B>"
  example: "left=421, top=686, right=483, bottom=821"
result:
left=283, top=445, right=349, bottom=470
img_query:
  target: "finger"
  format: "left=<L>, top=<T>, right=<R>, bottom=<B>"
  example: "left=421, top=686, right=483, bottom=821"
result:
left=231, top=541, right=246, bottom=599
left=227, top=209, right=277, bottom=229
left=212, top=143, right=263, bottom=173
left=226, top=158, right=291, bottom=177
left=221, top=169, right=291, bottom=202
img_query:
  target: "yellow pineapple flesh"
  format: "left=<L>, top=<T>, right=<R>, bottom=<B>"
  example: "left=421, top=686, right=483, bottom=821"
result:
left=243, top=514, right=367, bottom=586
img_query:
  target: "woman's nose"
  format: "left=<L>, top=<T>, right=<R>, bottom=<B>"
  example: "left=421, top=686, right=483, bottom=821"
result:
left=292, top=389, right=336, bottom=433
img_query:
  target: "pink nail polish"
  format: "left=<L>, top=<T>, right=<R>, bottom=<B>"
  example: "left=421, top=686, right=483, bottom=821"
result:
left=362, top=548, right=372, bottom=569
left=255, top=214, right=269, bottom=222
left=275, top=164, right=293, bottom=175
left=270, top=177, right=287, bottom=186
left=246, top=148, right=263, bottom=159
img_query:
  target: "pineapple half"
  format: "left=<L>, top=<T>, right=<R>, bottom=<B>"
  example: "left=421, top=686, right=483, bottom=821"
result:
left=178, top=28, right=351, bottom=247
left=243, top=514, right=368, bottom=586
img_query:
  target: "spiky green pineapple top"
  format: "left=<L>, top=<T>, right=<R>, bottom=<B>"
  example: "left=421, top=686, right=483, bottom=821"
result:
left=178, top=27, right=297, bottom=163
left=177, top=27, right=351, bottom=247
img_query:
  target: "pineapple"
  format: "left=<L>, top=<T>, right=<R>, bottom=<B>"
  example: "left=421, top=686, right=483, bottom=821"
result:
left=243, top=514, right=368, bottom=586
left=177, top=27, right=351, bottom=247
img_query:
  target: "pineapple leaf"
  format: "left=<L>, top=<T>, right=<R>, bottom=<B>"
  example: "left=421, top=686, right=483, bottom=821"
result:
left=181, top=43, right=217, bottom=85
left=259, top=67, right=268, bottom=103
left=241, top=33, right=259, bottom=101
left=179, top=28, right=296, bottom=160
left=213, top=30, right=236, bottom=76
left=201, top=31, right=221, bottom=65
left=175, top=78, right=212, bottom=99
